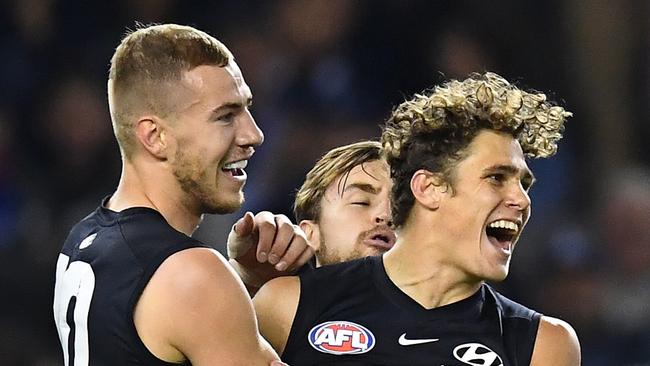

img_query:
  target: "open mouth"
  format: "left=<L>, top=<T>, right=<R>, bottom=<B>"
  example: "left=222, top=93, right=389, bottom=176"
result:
left=222, top=160, right=248, bottom=177
left=364, top=228, right=397, bottom=250
left=485, top=219, right=520, bottom=253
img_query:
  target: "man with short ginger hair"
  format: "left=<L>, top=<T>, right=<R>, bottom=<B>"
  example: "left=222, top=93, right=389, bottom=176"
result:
left=53, top=24, right=312, bottom=366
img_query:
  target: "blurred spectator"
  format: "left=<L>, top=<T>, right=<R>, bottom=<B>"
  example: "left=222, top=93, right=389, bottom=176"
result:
left=0, top=109, right=21, bottom=250
left=597, top=168, right=650, bottom=363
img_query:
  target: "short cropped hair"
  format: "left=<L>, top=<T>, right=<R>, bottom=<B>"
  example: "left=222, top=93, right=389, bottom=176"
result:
left=107, top=23, right=233, bottom=158
left=381, top=72, right=572, bottom=228
left=294, top=141, right=382, bottom=222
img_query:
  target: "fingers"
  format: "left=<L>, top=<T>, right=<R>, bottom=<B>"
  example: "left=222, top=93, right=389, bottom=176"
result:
left=252, top=212, right=312, bottom=272
left=227, top=211, right=256, bottom=260
left=230, top=211, right=312, bottom=290
left=233, top=211, right=255, bottom=237
left=287, top=240, right=316, bottom=272
left=278, top=227, right=314, bottom=272
left=254, top=211, right=277, bottom=263
left=265, top=216, right=297, bottom=270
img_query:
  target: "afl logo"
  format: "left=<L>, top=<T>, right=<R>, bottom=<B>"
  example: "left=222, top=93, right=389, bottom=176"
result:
left=308, top=321, right=375, bottom=355
left=453, top=343, right=503, bottom=366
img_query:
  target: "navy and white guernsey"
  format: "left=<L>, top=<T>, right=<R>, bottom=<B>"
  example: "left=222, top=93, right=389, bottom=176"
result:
left=283, top=256, right=541, bottom=366
left=53, top=198, right=209, bottom=366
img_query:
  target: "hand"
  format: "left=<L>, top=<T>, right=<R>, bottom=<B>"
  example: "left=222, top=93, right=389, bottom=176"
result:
left=227, top=211, right=314, bottom=288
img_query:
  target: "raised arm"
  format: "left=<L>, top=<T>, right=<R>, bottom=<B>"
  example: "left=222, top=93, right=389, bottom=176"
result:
left=530, top=316, right=581, bottom=366
left=134, top=247, right=284, bottom=366
left=253, top=276, right=301, bottom=355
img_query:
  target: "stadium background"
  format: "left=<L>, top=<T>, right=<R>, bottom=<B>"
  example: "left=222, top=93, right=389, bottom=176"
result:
left=0, top=1, right=648, bottom=364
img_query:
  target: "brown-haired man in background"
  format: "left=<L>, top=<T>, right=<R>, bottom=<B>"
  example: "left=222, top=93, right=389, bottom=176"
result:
left=228, top=140, right=395, bottom=290
left=293, top=140, right=395, bottom=267
left=53, top=24, right=312, bottom=366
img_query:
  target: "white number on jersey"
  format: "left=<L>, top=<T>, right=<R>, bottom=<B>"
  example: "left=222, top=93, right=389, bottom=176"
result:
left=53, top=253, right=96, bottom=366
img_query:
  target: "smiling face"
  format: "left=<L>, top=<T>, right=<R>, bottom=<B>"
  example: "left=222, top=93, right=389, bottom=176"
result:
left=167, top=62, right=263, bottom=215
left=309, top=159, right=395, bottom=266
left=435, top=129, right=534, bottom=281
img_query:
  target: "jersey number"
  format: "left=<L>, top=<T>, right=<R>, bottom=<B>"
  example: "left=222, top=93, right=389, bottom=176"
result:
left=53, top=254, right=95, bottom=366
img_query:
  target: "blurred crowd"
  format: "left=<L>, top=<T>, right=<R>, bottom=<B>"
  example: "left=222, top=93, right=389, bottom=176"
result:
left=0, top=1, right=648, bottom=364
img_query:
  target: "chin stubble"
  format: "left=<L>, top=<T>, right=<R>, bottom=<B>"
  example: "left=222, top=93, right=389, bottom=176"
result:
left=172, top=148, right=242, bottom=215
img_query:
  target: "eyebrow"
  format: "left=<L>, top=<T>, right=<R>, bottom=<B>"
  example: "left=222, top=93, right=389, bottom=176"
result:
left=343, top=183, right=379, bottom=195
left=211, top=97, right=253, bottom=114
left=484, top=164, right=536, bottom=185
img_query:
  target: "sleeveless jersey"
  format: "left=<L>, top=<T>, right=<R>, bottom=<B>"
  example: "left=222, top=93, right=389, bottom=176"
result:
left=283, top=256, right=541, bottom=366
left=53, top=198, right=209, bottom=366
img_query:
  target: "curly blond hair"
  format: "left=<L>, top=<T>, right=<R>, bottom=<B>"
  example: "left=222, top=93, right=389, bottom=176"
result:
left=381, top=72, right=572, bottom=227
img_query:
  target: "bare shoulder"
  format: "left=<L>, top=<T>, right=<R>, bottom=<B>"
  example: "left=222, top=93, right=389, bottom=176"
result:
left=255, top=275, right=301, bottom=301
left=253, top=275, right=301, bottom=355
left=148, top=247, right=249, bottom=312
left=530, top=315, right=581, bottom=366
left=135, top=247, right=279, bottom=365
left=254, top=276, right=301, bottom=321
left=162, top=247, right=242, bottom=290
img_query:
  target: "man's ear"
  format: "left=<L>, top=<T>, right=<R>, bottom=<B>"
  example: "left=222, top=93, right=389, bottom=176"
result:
left=134, top=116, right=170, bottom=159
left=410, top=169, right=446, bottom=210
left=299, top=220, right=321, bottom=252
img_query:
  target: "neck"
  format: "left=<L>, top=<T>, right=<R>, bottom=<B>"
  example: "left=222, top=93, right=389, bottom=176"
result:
left=107, top=157, right=201, bottom=236
left=383, top=213, right=482, bottom=309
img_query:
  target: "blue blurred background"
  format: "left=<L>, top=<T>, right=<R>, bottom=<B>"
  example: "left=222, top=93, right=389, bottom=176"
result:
left=0, top=1, right=648, bottom=364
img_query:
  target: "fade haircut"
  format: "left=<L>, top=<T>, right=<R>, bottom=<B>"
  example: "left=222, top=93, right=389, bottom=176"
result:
left=294, top=141, right=382, bottom=222
left=107, top=23, right=233, bottom=158
left=381, top=72, right=572, bottom=228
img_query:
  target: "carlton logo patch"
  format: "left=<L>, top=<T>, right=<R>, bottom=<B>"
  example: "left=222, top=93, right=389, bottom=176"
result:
left=453, top=343, right=504, bottom=366
left=308, top=321, right=375, bottom=355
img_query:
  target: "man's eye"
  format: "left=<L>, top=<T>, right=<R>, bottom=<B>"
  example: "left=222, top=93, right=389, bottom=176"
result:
left=487, top=174, right=505, bottom=184
left=217, top=112, right=235, bottom=123
left=351, top=202, right=370, bottom=206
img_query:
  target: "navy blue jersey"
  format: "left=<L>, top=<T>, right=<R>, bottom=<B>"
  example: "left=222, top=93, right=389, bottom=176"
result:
left=283, top=256, right=541, bottom=366
left=53, top=198, right=209, bottom=366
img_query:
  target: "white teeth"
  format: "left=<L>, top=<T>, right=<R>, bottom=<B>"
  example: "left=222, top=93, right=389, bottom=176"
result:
left=488, top=220, right=519, bottom=232
left=223, top=160, right=248, bottom=170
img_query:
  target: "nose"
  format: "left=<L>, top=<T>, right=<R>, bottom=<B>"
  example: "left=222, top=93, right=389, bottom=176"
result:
left=374, top=198, right=393, bottom=227
left=505, top=182, right=531, bottom=212
left=237, top=110, right=264, bottom=148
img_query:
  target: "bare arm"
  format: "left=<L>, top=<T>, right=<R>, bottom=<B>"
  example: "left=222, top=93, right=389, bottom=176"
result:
left=530, top=316, right=581, bottom=366
left=253, top=276, right=301, bottom=355
left=134, top=247, right=283, bottom=366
